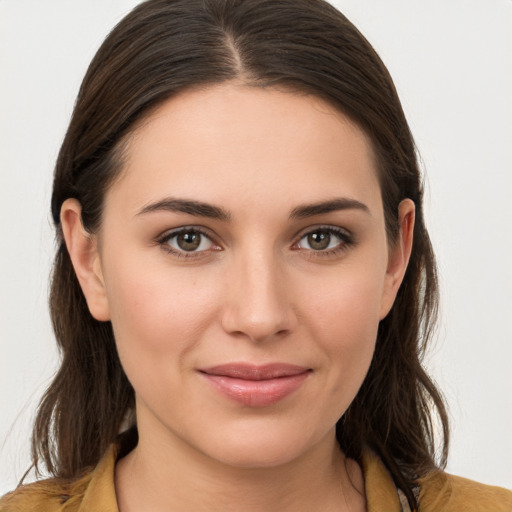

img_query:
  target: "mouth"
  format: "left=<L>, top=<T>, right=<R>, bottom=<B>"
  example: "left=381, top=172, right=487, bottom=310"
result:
left=198, top=363, right=312, bottom=407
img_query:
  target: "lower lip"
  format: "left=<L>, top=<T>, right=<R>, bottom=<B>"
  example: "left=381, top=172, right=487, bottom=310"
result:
left=201, top=372, right=310, bottom=407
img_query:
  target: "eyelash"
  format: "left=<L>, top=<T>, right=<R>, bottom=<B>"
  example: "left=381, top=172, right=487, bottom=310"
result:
left=293, top=226, right=355, bottom=258
left=156, top=227, right=220, bottom=259
left=156, top=225, right=355, bottom=260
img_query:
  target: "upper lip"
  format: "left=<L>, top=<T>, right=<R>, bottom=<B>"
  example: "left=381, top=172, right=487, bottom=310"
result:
left=199, top=363, right=311, bottom=380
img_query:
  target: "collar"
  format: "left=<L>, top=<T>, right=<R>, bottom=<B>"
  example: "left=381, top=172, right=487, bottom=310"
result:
left=77, top=441, right=404, bottom=511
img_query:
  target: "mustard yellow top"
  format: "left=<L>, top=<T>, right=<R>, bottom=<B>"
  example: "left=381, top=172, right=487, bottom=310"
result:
left=1, top=443, right=511, bottom=511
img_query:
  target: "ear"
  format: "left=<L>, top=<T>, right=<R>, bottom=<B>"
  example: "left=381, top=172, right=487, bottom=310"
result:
left=379, top=199, right=415, bottom=319
left=60, top=198, right=111, bottom=321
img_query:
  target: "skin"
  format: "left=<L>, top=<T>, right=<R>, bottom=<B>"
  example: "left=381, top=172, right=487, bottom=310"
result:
left=61, top=83, right=414, bottom=512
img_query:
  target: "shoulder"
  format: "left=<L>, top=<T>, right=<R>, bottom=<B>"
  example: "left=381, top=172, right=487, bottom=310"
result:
left=419, top=470, right=512, bottom=512
left=0, top=432, right=135, bottom=512
left=0, top=474, right=90, bottom=512
left=0, top=440, right=124, bottom=512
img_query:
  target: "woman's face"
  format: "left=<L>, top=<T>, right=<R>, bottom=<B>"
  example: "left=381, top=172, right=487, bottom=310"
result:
left=67, top=83, right=412, bottom=468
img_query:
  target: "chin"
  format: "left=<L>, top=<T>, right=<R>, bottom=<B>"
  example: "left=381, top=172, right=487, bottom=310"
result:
left=197, top=420, right=329, bottom=469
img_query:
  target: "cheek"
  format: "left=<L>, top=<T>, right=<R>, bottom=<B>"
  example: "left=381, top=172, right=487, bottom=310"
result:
left=103, top=258, right=221, bottom=375
left=300, top=265, right=385, bottom=397
left=303, top=261, right=385, bottom=341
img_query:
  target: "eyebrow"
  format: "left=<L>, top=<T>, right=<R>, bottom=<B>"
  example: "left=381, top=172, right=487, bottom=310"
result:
left=136, top=198, right=231, bottom=221
left=289, top=198, right=370, bottom=219
left=136, top=196, right=369, bottom=221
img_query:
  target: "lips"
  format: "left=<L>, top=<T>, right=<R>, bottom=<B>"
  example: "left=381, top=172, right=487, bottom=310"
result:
left=199, top=363, right=311, bottom=407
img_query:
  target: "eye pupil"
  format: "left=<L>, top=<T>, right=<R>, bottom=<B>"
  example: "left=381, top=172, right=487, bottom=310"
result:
left=308, top=231, right=330, bottom=250
left=177, top=231, right=201, bottom=251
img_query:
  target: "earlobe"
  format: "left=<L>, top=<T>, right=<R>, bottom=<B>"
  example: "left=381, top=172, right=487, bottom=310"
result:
left=379, top=199, right=415, bottom=319
left=60, top=199, right=111, bottom=321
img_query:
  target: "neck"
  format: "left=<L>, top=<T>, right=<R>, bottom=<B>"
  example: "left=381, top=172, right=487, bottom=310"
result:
left=115, top=426, right=365, bottom=512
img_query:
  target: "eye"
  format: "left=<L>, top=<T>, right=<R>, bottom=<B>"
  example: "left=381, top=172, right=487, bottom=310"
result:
left=158, top=228, right=218, bottom=255
left=296, top=227, right=352, bottom=252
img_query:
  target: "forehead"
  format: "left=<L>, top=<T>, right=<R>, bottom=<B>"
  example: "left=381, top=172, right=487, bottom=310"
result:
left=108, top=83, right=382, bottom=219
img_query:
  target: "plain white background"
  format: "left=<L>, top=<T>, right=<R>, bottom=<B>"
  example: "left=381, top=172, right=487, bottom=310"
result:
left=1, top=0, right=511, bottom=494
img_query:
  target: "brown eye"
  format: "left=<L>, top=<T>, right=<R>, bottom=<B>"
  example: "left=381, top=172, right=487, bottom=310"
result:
left=177, top=231, right=202, bottom=251
left=163, top=229, right=214, bottom=253
left=297, top=227, right=351, bottom=252
left=307, top=231, right=331, bottom=250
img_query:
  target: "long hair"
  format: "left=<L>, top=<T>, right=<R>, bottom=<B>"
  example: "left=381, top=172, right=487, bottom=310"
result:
left=33, top=1, right=448, bottom=508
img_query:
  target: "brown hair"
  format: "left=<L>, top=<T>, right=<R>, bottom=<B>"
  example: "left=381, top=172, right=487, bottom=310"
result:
left=33, top=0, right=448, bottom=508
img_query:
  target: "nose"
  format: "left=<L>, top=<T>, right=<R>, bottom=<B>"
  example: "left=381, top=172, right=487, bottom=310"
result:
left=220, top=249, right=297, bottom=343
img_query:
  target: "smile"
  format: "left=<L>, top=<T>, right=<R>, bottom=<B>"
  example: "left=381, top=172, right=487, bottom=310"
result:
left=199, top=363, right=312, bottom=407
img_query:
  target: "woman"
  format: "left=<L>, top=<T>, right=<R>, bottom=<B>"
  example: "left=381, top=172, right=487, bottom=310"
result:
left=1, top=0, right=510, bottom=510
